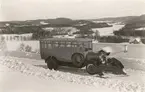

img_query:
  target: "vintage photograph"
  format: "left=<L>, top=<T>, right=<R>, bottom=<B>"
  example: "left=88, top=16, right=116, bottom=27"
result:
left=0, top=0, right=145, bottom=92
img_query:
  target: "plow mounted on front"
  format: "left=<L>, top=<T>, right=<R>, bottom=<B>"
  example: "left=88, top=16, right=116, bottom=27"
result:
left=86, top=57, right=127, bottom=76
left=85, top=50, right=127, bottom=77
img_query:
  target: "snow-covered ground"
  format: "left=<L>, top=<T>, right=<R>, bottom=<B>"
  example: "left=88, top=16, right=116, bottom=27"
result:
left=5, top=41, right=39, bottom=51
left=0, top=55, right=145, bottom=92
left=0, top=64, right=117, bottom=92
left=93, top=43, right=145, bottom=59
left=0, top=64, right=116, bottom=92
left=0, top=38, right=145, bottom=92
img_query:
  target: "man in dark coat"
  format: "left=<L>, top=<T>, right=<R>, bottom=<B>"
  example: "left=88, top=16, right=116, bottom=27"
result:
left=86, top=47, right=112, bottom=77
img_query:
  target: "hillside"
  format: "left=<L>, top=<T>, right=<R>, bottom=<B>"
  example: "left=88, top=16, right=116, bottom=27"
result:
left=90, top=16, right=138, bottom=24
left=0, top=18, right=111, bottom=28
left=26, top=18, right=73, bottom=26
left=113, top=14, right=145, bottom=37
left=0, top=18, right=73, bottom=27
left=126, top=14, right=145, bottom=24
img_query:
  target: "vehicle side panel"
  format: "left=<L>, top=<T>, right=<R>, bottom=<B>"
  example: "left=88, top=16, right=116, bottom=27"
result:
left=40, top=38, right=92, bottom=63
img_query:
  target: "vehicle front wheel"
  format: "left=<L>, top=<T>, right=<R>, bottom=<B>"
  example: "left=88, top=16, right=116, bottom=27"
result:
left=86, top=63, right=96, bottom=75
left=46, top=57, right=58, bottom=70
left=72, top=53, right=85, bottom=68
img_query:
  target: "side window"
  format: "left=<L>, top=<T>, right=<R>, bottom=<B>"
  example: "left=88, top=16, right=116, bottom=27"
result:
left=53, top=41, right=58, bottom=47
left=41, top=41, right=44, bottom=48
left=89, top=42, right=92, bottom=48
left=48, top=41, right=52, bottom=48
left=46, top=41, right=49, bottom=48
left=72, top=42, right=77, bottom=47
left=42, top=41, right=45, bottom=48
left=48, top=41, right=53, bottom=48
left=78, top=42, right=84, bottom=47
left=59, top=42, right=65, bottom=47
left=41, top=40, right=53, bottom=49
left=44, top=41, right=47, bottom=48
left=51, top=41, right=54, bottom=47
left=66, top=42, right=71, bottom=47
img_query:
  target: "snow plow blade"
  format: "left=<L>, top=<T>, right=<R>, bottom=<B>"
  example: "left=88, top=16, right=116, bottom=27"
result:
left=86, top=58, right=127, bottom=75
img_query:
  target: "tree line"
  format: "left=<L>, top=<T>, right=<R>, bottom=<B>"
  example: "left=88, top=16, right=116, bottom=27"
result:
left=113, top=21, right=145, bottom=37
left=113, top=28, right=145, bottom=37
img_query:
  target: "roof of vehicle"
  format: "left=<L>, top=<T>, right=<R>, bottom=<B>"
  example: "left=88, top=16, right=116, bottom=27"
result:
left=40, top=38, right=92, bottom=42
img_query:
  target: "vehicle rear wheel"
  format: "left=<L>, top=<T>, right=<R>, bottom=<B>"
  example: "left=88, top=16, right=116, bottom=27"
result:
left=46, top=57, right=58, bottom=70
left=72, top=53, right=85, bottom=68
left=86, top=63, right=96, bottom=75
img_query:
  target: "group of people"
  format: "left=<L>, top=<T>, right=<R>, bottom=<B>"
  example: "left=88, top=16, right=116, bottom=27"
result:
left=86, top=46, right=126, bottom=77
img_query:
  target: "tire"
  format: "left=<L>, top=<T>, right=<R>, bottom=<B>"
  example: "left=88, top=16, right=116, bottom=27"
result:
left=46, top=57, right=58, bottom=70
left=72, top=53, right=85, bottom=68
left=86, top=63, right=96, bottom=75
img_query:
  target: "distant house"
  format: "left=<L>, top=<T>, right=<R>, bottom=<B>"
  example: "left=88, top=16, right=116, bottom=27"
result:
left=129, top=37, right=143, bottom=44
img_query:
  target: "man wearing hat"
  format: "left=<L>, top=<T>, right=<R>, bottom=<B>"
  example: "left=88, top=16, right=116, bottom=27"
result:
left=86, top=46, right=113, bottom=77
left=98, top=46, right=112, bottom=63
left=96, top=46, right=113, bottom=77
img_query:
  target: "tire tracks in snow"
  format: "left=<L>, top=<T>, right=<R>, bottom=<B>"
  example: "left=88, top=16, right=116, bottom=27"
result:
left=0, top=56, right=145, bottom=92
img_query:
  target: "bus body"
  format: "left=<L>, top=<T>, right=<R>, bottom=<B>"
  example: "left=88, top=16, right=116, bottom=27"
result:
left=40, top=38, right=92, bottom=63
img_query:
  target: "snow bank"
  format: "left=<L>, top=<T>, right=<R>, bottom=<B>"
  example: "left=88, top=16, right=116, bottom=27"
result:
left=0, top=40, right=7, bottom=51
left=5, top=41, right=39, bottom=51
left=116, top=57, right=145, bottom=71
left=0, top=56, right=145, bottom=92
left=124, top=58, right=145, bottom=65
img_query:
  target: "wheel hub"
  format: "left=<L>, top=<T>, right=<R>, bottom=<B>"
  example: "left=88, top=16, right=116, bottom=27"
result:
left=86, top=64, right=96, bottom=74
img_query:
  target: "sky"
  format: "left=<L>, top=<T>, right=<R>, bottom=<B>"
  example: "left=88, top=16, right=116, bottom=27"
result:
left=0, top=0, right=145, bottom=21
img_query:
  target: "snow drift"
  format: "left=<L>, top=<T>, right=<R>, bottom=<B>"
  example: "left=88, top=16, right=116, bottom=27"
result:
left=0, top=56, right=145, bottom=92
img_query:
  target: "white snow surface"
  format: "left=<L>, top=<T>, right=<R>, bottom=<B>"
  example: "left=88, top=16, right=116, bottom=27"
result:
left=0, top=64, right=115, bottom=92
left=92, top=24, right=124, bottom=36
left=0, top=56, right=145, bottom=92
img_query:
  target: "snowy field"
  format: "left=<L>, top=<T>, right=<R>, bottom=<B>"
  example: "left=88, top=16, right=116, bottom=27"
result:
left=0, top=64, right=115, bottom=92
left=5, top=41, right=39, bottom=51
left=1, top=38, right=145, bottom=92
left=1, top=43, right=145, bottom=92
left=92, top=24, right=124, bottom=36
left=93, top=43, right=145, bottom=59
left=0, top=55, right=145, bottom=92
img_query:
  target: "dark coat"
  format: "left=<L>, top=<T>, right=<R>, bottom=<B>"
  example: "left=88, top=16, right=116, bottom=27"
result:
left=85, top=52, right=103, bottom=66
left=107, top=58, right=124, bottom=69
